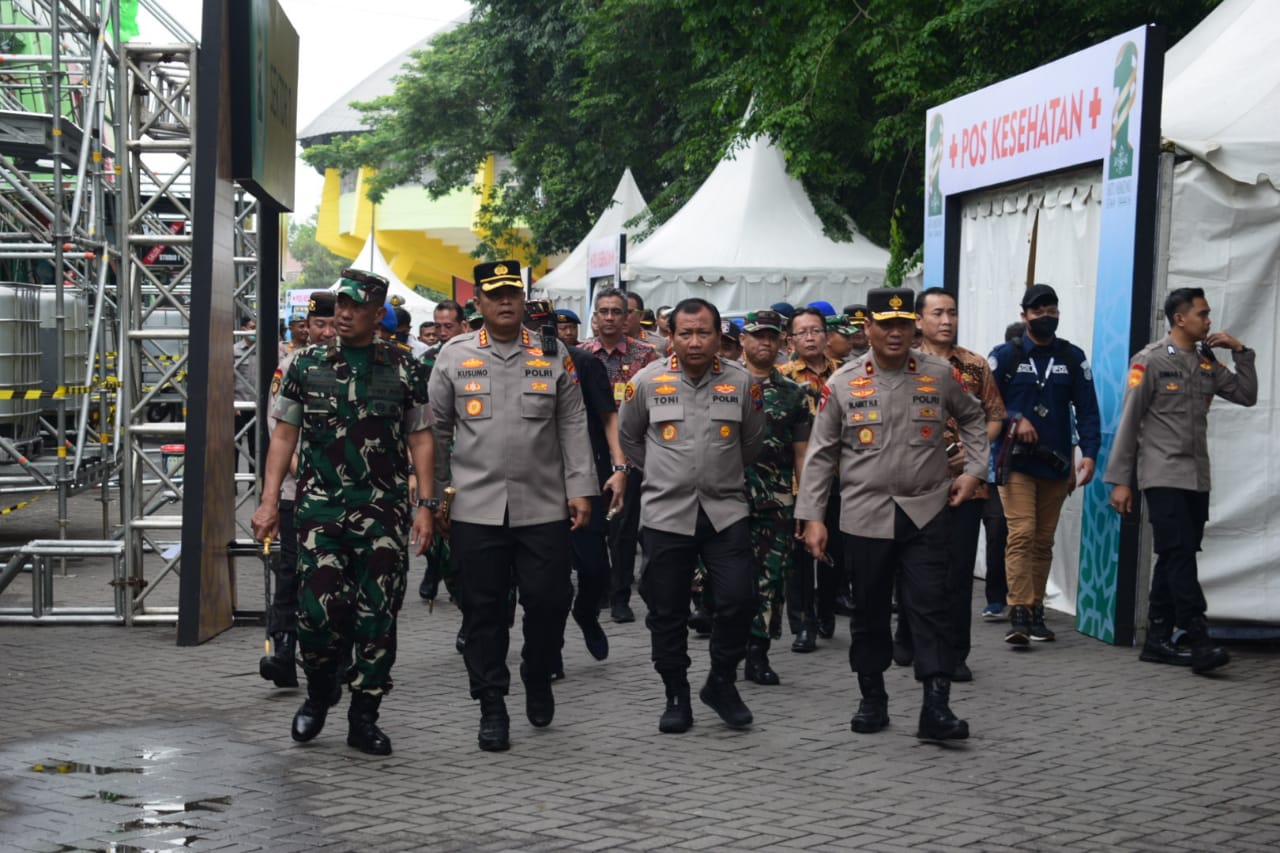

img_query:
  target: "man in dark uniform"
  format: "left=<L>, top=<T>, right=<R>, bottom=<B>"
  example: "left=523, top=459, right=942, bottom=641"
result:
left=798, top=287, right=988, bottom=741
left=842, top=304, right=870, bottom=360
left=259, top=291, right=337, bottom=689
left=619, top=298, right=766, bottom=733
left=1105, top=287, right=1256, bottom=673
left=251, top=269, right=436, bottom=756
left=429, top=261, right=597, bottom=752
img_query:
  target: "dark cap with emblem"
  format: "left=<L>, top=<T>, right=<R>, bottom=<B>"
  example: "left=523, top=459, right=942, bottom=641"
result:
left=843, top=304, right=869, bottom=327
left=867, top=287, right=917, bottom=321
left=555, top=308, right=580, bottom=325
left=1021, top=283, right=1059, bottom=309
left=474, top=260, right=524, bottom=292
left=640, top=308, right=657, bottom=328
left=742, top=309, right=784, bottom=334
left=306, top=290, right=335, bottom=318
left=720, top=319, right=741, bottom=342
left=336, top=268, right=389, bottom=305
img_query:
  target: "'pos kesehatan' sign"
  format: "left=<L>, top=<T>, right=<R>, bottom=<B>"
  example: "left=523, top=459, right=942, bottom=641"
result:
left=923, top=24, right=1164, bottom=646
left=586, top=234, right=625, bottom=311
left=230, top=0, right=298, bottom=211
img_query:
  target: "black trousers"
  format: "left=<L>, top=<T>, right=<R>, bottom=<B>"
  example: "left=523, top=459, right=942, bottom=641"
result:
left=847, top=507, right=954, bottom=681
left=268, top=499, right=300, bottom=634
left=982, top=487, right=1009, bottom=605
left=451, top=518, right=572, bottom=697
left=816, top=490, right=844, bottom=621
left=639, top=511, right=757, bottom=678
left=786, top=539, right=814, bottom=634
left=608, top=472, right=643, bottom=607
left=570, top=493, right=610, bottom=624
left=1144, top=487, right=1211, bottom=626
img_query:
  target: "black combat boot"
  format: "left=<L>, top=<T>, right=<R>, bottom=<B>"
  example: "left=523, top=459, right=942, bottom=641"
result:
left=917, top=676, right=969, bottom=741
left=259, top=631, right=299, bottom=688
left=1138, top=617, right=1192, bottom=666
left=744, top=638, right=780, bottom=686
left=346, top=691, right=392, bottom=756
left=791, top=621, right=817, bottom=653
left=291, top=673, right=342, bottom=742
left=850, top=673, right=890, bottom=733
left=658, top=673, right=693, bottom=734
left=699, top=669, right=753, bottom=729
left=1005, top=605, right=1031, bottom=646
left=520, top=662, right=554, bottom=728
left=477, top=689, right=510, bottom=752
left=1185, top=617, right=1229, bottom=674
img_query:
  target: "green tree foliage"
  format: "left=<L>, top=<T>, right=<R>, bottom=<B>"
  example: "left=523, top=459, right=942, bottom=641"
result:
left=303, top=0, right=1219, bottom=262
left=289, top=216, right=348, bottom=290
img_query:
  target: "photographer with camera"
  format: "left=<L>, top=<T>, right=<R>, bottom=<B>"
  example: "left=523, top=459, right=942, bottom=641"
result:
left=989, top=284, right=1100, bottom=647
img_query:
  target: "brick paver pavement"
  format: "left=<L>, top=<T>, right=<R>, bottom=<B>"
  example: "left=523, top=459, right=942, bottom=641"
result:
left=1, top=495, right=1278, bottom=850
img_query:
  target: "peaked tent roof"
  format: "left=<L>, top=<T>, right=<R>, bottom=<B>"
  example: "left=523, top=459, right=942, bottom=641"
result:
left=539, top=168, right=650, bottom=305
left=1162, top=0, right=1280, bottom=188
left=332, top=233, right=437, bottom=328
left=625, top=135, right=889, bottom=294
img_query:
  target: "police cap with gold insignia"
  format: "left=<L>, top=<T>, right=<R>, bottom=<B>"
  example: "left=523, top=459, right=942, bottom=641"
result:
left=306, top=290, right=335, bottom=318
left=842, top=304, right=869, bottom=327
left=867, top=287, right=917, bottom=321
left=742, top=309, right=784, bottom=334
left=474, top=259, right=524, bottom=292
left=336, top=268, right=389, bottom=305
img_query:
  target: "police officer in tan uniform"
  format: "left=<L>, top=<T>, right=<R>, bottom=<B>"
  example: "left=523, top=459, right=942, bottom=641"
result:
left=619, top=297, right=766, bottom=734
left=1104, top=287, right=1256, bottom=674
left=797, top=288, right=988, bottom=741
left=430, top=260, right=598, bottom=752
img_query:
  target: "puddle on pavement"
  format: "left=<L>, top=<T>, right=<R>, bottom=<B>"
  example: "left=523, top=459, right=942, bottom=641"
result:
left=31, top=761, right=144, bottom=776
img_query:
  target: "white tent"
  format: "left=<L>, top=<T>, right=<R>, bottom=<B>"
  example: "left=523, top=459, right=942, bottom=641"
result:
left=1160, top=0, right=1280, bottom=626
left=538, top=169, right=650, bottom=317
left=624, top=135, right=889, bottom=312
left=335, top=233, right=438, bottom=330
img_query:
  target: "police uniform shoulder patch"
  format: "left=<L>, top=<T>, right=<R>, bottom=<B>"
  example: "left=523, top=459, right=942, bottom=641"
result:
left=270, top=367, right=282, bottom=396
left=1080, top=359, right=1093, bottom=381
left=1127, top=364, right=1146, bottom=388
left=623, top=381, right=635, bottom=402
left=951, top=365, right=970, bottom=393
left=749, top=382, right=764, bottom=410
left=562, top=355, right=578, bottom=384
left=818, top=384, right=832, bottom=412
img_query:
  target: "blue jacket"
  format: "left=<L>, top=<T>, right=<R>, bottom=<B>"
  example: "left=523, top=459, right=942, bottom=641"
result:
left=989, top=333, right=1101, bottom=480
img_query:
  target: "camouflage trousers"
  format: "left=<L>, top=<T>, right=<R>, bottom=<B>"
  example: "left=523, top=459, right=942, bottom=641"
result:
left=296, top=505, right=409, bottom=696
left=748, top=507, right=796, bottom=640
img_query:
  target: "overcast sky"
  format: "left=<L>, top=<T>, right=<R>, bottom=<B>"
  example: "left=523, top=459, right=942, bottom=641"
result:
left=137, top=0, right=471, bottom=220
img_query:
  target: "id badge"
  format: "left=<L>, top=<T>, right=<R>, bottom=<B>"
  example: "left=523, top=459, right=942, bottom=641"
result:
left=613, top=381, right=626, bottom=403
left=1033, top=403, right=1050, bottom=418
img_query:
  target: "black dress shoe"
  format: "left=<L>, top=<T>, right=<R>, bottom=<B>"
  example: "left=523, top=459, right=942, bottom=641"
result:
left=478, top=691, right=510, bottom=752
left=791, top=627, right=817, bottom=653
left=576, top=616, right=609, bottom=661
left=521, top=663, right=554, bottom=728
left=744, top=640, right=780, bottom=686
left=455, top=627, right=467, bottom=654
left=817, top=616, right=836, bottom=640
left=610, top=603, right=635, bottom=624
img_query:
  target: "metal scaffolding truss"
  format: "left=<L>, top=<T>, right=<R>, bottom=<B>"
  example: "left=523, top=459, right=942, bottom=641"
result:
left=0, top=0, right=263, bottom=623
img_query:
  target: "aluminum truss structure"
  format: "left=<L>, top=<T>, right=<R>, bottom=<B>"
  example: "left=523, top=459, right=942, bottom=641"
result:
left=0, top=0, right=264, bottom=623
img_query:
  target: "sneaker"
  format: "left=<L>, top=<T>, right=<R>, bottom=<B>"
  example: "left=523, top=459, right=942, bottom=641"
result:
left=1029, top=604, right=1056, bottom=642
left=981, top=603, right=1006, bottom=622
left=1005, top=605, right=1030, bottom=646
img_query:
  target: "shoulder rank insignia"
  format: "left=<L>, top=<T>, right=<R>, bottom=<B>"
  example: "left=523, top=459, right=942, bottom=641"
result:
left=1127, top=364, right=1145, bottom=388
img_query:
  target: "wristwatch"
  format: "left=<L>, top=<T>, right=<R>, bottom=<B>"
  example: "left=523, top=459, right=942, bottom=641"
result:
left=416, top=498, right=441, bottom=510
left=611, top=464, right=629, bottom=473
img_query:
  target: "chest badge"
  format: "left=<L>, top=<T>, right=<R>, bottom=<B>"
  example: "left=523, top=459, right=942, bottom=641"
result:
left=1165, top=382, right=1181, bottom=391
left=719, top=425, right=732, bottom=438
left=463, top=380, right=482, bottom=393
left=465, top=398, right=484, bottom=416
left=850, top=388, right=876, bottom=398
left=661, top=424, right=678, bottom=441
left=655, top=384, right=677, bottom=395
left=461, top=358, right=485, bottom=369
left=715, top=384, right=737, bottom=394
left=531, top=382, right=549, bottom=392
left=858, top=427, right=875, bottom=446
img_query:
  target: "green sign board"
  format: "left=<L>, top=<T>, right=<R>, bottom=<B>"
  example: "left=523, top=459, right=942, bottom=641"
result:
left=230, top=0, right=299, bottom=211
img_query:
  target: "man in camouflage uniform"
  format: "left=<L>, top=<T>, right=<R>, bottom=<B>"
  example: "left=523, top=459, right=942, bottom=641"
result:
left=252, top=269, right=436, bottom=757
left=739, top=309, right=814, bottom=686
left=258, top=291, right=337, bottom=689
left=430, top=261, right=597, bottom=753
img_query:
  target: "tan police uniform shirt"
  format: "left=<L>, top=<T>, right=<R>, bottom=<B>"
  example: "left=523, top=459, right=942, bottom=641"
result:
left=795, top=351, right=989, bottom=539
left=618, top=355, right=766, bottom=536
left=429, top=326, right=599, bottom=527
left=267, top=349, right=302, bottom=503
left=1104, top=335, right=1257, bottom=493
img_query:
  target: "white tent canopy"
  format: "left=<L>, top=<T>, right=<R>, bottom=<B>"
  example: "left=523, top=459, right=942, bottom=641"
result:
left=538, top=168, right=650, bottom=317
left=1159, top=0, right=1280, bottom=626
left=333, top=233, right=437, bottom=329
left=624, top=134, right=889, bottom=313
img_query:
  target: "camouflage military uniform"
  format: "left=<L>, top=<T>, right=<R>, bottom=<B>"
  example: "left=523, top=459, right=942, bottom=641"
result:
left=744, top=370, right=814, bottom=640
left=274, top=339, right=432, bottom=696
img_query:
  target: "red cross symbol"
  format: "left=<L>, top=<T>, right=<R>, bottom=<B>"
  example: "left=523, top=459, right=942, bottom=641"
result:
left=949, top=134, right=958, bottom=168
left=1088, top=86, right=1103, bottom=129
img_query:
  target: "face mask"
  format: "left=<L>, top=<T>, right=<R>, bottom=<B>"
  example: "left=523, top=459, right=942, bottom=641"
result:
left=1027, top=315, right=1058, bottom=339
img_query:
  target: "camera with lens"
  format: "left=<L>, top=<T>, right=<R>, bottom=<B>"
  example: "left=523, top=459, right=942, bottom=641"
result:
left=1009, top=442, right=1072, bottom=477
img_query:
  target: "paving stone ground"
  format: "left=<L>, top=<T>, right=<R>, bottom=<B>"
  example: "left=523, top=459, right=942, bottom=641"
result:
left=1, top=493, right=1278, bottom=851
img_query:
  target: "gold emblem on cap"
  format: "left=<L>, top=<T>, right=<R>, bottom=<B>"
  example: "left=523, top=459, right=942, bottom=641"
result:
left=307, top=299, right=317, bottom=313
left=494, top=263, right=508, bottom=276
left=889, top=294, right=903, bottom=310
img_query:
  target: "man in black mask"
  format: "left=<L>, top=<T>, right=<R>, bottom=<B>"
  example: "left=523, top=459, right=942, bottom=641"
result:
left=988, top=285, right=1100, bottom=647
